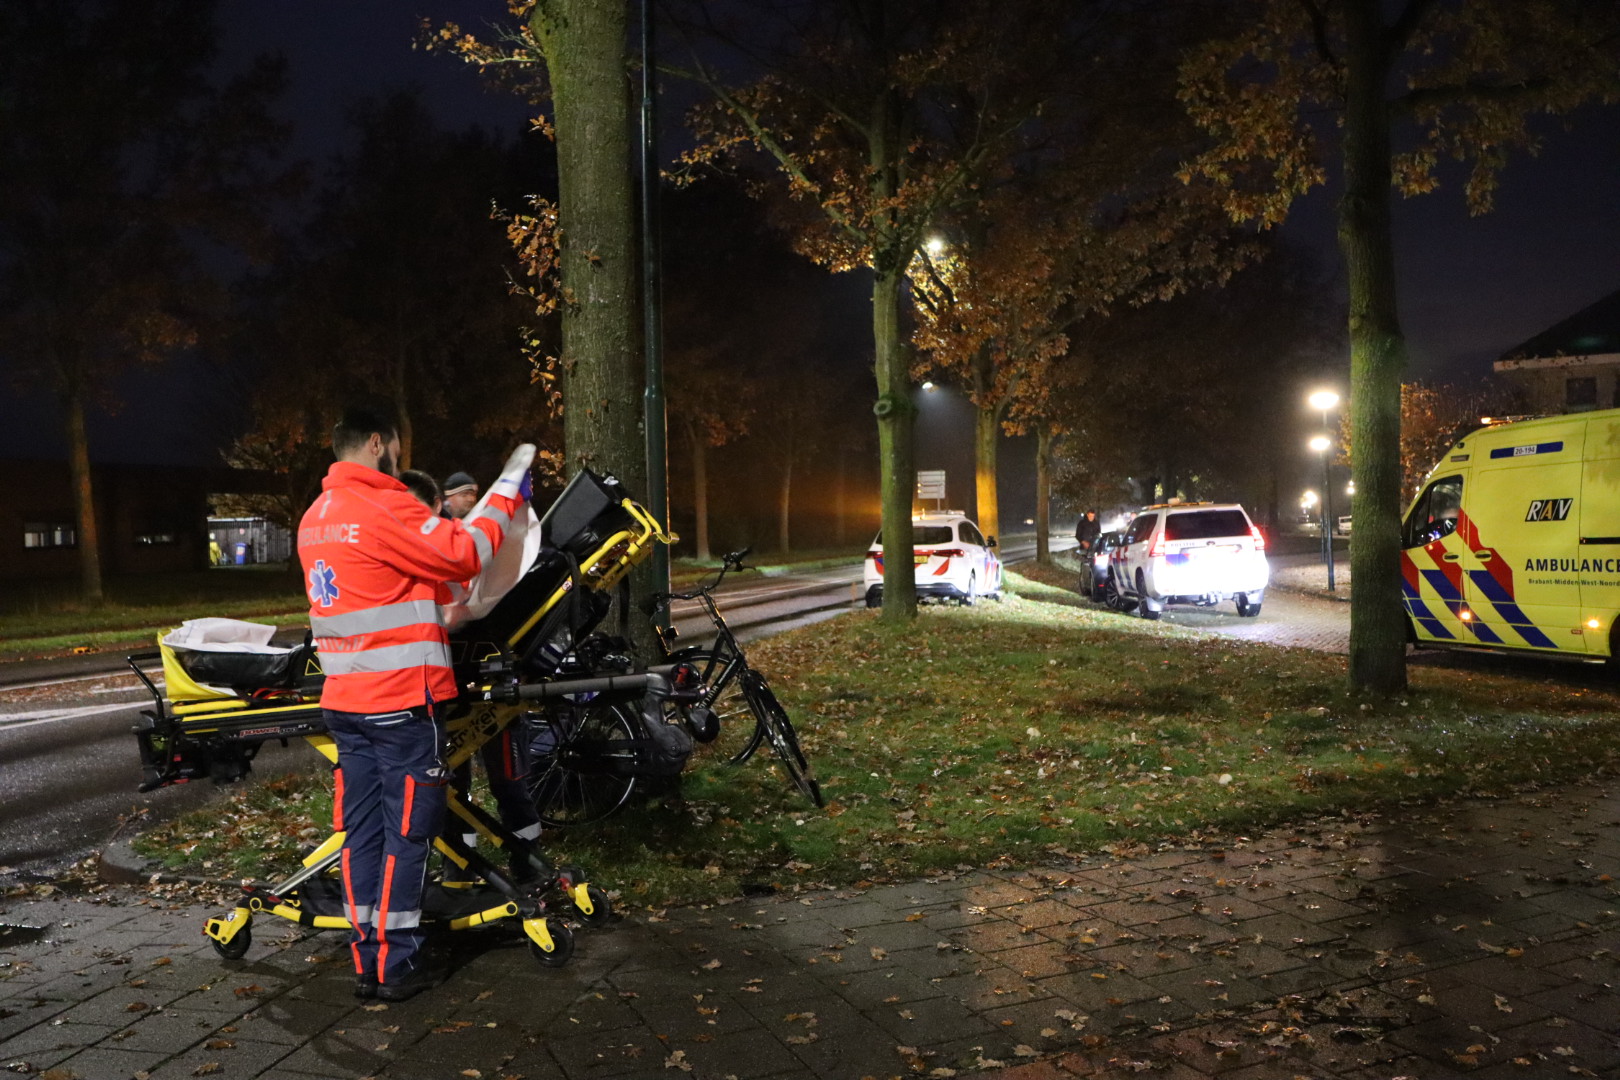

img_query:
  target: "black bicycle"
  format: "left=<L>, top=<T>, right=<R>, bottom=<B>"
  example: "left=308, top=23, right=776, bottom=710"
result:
left=652, top=549, right=824, bottom=808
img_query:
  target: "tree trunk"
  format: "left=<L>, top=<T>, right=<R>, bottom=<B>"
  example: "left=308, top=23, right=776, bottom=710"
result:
left=874, top=266, right=917, bottom=619
left=973, top=397, right=1000, bottom=544
left=971, top=345, right=1000, bottom=543
left=774, top=420, right=793, bottom=557
left=1034, top=421, right=1052, bottom=563
left=531, top=0, right=644, bottom=494
left=1340, top=0, right=1408, bottom=694
left=833, top=444, right=847, bottom=547
left=532, top=0, right=655, bottom=658
left=684, top=417, right=711, bottom=561
left=63, top=384, right=104, bottom=603
left=777, top=442, right=792, bottom=554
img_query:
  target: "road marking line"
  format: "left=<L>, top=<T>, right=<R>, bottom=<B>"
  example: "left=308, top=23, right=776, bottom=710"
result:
left=0, top=700, right=148, bottom=728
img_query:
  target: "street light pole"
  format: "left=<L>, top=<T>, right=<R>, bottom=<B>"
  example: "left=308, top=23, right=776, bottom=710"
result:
left=1319, top=440, right=1336, bottom=592
left=640, top=0, right=670, bottom=623
left=1307, top=390, right=1340, bottom=593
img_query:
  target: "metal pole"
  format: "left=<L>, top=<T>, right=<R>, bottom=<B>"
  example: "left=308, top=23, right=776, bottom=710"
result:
left=640, top=0, right=670, bottom=623
left=1322, top=413, right=1336, bottom=592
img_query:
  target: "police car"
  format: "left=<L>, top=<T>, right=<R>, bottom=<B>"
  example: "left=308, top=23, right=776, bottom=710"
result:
left=1113, top=502, right=1268, bottom=619
left=864, top=512, right=1003, bottom=607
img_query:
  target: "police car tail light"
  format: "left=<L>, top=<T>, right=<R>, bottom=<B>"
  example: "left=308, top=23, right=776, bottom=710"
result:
left=1249, top=525, right=1266, bottom=550
left=1148, top=533, right=1166, bottom=559
left=930, top=548, right=965, bottom=558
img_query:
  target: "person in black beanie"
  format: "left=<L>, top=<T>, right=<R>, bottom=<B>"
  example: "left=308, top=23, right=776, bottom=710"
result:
left=441, top=472, right=479, bottom=519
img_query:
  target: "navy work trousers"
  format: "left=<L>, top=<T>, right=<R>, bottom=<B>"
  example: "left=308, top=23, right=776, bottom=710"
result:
left=450, top=726, right=542, bottom=844
left=325, top=704, right=447, bottom=985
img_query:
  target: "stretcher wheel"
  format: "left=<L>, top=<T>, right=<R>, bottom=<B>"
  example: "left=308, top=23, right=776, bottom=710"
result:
left=566, top=884, right=612, bottom=927
left=528, top=917, right=574, bottom=968
left=211, top=923, right=251, bottom=960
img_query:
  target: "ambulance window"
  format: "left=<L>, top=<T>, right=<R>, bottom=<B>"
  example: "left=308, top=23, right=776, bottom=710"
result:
left=1566, top=377, right=1597, bottom=410
left=1403, top=476, right=1463, bottom=548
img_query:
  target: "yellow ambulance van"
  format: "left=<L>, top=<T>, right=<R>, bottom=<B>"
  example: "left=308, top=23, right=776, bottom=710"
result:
left=1402, top=407, right=1620, bottom=661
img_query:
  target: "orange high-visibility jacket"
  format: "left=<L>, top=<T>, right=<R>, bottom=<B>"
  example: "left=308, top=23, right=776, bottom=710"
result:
left=298, top=462, right=520, bottom=713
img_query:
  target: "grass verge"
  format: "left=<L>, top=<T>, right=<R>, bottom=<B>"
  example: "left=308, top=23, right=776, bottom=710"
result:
left=0, top=568, right=306, bottom=659
left=132, top=567, right=1620, bottom=907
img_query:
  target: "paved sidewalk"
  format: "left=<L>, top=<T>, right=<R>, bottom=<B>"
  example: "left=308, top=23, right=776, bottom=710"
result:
left=1151, top=588, right=1350, bottom=655
left=2, top=783, right=1616, bottom=1079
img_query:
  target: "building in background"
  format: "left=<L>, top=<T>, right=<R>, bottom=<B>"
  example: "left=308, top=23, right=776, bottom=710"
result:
left=207, top=516, right=291, bottom=565
left=4, top=459, right=279, bottom=583
left=1494, top=288, right=1620, bottom=414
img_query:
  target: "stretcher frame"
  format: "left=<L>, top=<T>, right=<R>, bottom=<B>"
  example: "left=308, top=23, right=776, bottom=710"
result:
left=128, top=495, right=674, bottom=967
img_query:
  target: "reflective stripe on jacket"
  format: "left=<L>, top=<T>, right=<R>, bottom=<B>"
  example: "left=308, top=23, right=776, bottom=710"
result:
left=298, top=462, right=519, bottom=713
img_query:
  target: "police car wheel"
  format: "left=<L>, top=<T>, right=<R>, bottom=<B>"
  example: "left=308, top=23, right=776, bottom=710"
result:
left=1236, top=594, right=1261, bottom=618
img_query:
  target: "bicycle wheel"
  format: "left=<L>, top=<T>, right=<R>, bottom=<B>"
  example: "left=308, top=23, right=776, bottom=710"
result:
left=739, top=670, right=823, bottom=808
left=526, top=701, right=642, bottom=827
left=669, top=647, right=766, bottom=766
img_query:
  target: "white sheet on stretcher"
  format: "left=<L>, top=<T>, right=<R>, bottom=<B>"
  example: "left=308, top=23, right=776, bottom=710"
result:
left=440, top=501, right=543, bottom=630
left=162, top=618, right=293, bottom=653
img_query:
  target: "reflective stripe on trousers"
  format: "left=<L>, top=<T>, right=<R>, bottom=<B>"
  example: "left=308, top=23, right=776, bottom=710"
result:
left=324, top=704, right=446, bottom=983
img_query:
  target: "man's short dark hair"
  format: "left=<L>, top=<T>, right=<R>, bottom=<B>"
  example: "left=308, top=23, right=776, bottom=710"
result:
left=332, top=403, right=399, bottom=458
left=399, top=469, right=442, bottom=507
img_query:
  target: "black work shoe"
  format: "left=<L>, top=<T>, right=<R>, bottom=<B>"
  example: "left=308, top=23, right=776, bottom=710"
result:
left=354, top=974, right=378, bottom=1000
left=375, top=967, right=438, bottom=1003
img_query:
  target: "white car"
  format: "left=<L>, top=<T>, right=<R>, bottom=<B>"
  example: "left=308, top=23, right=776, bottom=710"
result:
left=864, top=512, right=1003, bottom=607
left=1112, top=503, right=1268, bottom=619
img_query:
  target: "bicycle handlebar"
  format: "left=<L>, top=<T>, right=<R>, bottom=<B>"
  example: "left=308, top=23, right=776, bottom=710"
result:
left=649, top=546, right=755, bottom=605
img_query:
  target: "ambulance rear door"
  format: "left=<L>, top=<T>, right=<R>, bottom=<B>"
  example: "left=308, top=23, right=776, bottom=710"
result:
left=1578, top=411, right=1620, bottom=655
left=1464, top=421, right=1586, bottom=654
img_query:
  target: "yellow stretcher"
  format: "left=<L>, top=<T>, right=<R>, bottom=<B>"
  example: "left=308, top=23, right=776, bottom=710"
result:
left=127, top=470, right=678, bottom=966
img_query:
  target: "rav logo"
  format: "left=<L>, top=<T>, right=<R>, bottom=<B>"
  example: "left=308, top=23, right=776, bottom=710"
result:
left=1525, top=498, right=1573, bottom=522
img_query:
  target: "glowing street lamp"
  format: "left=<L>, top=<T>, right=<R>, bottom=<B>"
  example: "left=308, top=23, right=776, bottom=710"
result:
left=1308, top=430, right=1337, bottom=591
left=1307, top=389, right=1340, bottom=415
left=925, top=235, right=947, bottom=257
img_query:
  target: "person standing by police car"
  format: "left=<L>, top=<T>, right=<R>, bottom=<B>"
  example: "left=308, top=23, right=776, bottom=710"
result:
left=298, top=404, right=532, bottom=1002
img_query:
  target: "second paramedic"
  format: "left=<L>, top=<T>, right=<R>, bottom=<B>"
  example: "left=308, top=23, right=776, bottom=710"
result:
left=399, top=469, right=544, bottom=882
left=298, top=404, right=531, bottom=1003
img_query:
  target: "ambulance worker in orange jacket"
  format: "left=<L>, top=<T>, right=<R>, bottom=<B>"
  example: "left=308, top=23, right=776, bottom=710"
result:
left=298, top=404, right=532, bottom=1002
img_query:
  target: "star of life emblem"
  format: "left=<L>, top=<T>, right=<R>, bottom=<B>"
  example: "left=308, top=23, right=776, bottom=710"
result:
left=308, top=559, right=340, bottom=608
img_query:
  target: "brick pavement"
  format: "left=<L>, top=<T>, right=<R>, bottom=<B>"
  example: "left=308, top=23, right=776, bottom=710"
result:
left=1142, top=587, right=1351, bottom=655
left=2, top=783, right=1615, bottom=1079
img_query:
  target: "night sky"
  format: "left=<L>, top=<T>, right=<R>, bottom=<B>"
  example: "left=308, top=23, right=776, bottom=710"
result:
left=4, top=1, right=1617, bottom=519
